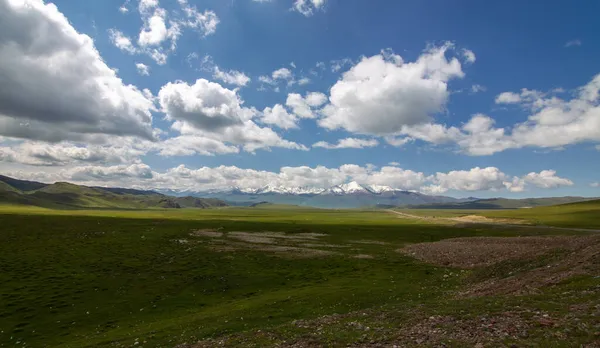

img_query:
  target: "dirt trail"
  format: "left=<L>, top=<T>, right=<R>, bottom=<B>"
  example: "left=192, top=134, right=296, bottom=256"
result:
left=385, top=209, right=600, bottom=233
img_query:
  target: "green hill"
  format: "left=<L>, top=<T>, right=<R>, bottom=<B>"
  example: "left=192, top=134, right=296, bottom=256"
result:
left=406, top=196, right=595, bottom=210
left=482, top=198, right=600, bottom=229
left=0, top=175, right=227, bottom=210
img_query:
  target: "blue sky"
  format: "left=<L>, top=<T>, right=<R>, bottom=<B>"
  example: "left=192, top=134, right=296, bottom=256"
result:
left=1, top=0, right=599, bottom=197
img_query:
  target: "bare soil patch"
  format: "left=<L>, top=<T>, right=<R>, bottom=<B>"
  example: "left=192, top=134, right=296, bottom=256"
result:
left=352, top=254, right=374, bottom=259
left=450, top=214, right=527, bottom=225
left=228, top=232, right=277, bottom=244
left=398, top=236, right=599, bottom=269
left=350, top=240, right=388, bottom=245
left=189, top=230, right=338, bottom=258
left=191, top=229, right=223, bottom=238
left=462, top=239, right=600, bottom=297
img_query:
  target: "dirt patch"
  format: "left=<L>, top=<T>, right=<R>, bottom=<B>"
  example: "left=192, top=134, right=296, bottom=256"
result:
left=352, top=254, right=374, bottom=259
left=299, top=243, right=349, bottom=248
left=398, top=236, right=599, bottom=269
left=461, top=240, right=600, bottom=297
left=192, top=230, right=338, bottom=258
left=228, top=232, right=277, bottom=244
left=350, top=240, right=388, bottom=245
left=191, top=229, right=223, bottom=238
left=450, top=215, right=527, bottom=225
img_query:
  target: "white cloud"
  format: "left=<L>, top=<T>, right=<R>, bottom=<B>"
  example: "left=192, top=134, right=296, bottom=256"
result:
left=200, top=55, right=251, bottom=87
left=258, top=67, right=297, bottom=89
left=0, top=0, right=155, bottom=143
left=495, top=91, right=522, bottom=104
left=273, top=68, right=293, bottom=80
left=5, top=162, right=573, bottom=195
left=119, top=6, right=129, bottom=13
left=388, top=162, right=400, bottom=166
left=136, top=63, right=150, bottom=76
left=108, top=29, right=137, bottom=54
left=522, top=170, right=574, bottom=189
left=138, top=8, right=170, bottom=46
left=298, top=77, right=311, bottom=85
left=313, top=138, right=379, bottom=149
left=470, top=84, right=486, bottom=93
left=213, top=67, right=251, bottom=87
left=565, top=39, right=582, bottom=47
left=292, top=0, right=326, bottom=16
left=261, top=104, right=298, bottom=129
left=157, top=136, right=239, bottom=156
left=319, top=44, right=465, bottom=135
left=462, top=49, right=476, bottom=64
left=305, top=92, right=327, bottom=107
left=158, top=79, right=307, bottom=152
left=330, top=58, right=353, bottom=72
left=0, top=141, right=145, bottom=166
left=177, top=0, right=219, bottom=37
left=591, top=182, right=599, bottom=188
left=502, top=74, right=600, bottom=149
left=139, top=0, right=159, bottom=13
left=384, top=137, right=412, bottom=147
left=429, top=167, right=510, bottom=193
left=286, top=92, right=326, bottom=119
left=110, top=0, right=218, bottom=65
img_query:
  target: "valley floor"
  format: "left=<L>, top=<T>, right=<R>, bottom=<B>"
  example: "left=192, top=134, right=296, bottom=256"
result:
left=0, top=204, right=598, bottom=347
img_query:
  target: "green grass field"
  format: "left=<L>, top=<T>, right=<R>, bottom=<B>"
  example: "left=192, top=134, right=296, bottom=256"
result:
left=0, top=204, right=599, bottom=347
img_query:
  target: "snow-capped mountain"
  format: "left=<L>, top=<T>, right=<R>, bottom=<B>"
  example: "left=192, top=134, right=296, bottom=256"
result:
left=182, top=181, right=475, bottom=208
left=365, top=184, right=395, bottom=194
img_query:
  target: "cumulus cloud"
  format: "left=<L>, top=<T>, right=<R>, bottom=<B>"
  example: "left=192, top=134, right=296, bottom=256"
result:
left=259, top=67, right=296, bottom=88
left=0, top=141, right=145, bottom=166
left=286, top=92, right=327, bottom=119
left=292, top=0, right=326, bottom=16
left=200, top=55, right=251, bottom=87
left=485, top=74, right=600, bottom=151
left=495, top=91, right=522, bottom=104
left=462, top=49, right=476, bottom=64
left=177, top=0, right=219, bottom=37
left=110, top=0, right=218, bottom=64
left=313, top=138, right=379, bottom=149
left=136, top=63, right=150, bottom=76
left=522, top=170, right=574, bottom=189
left=108, top=29, right=137, bottom=53
left=213, top=67, right=251, bottom=87
left=158, top=79, right=307, bottom=152
left=0, top=0, right=155, bottom=143
left=591, top=182, right=599, bottom=188
left=5, top=162, right=573, bottom=195
left=330, top=58, right=353, bottom=72
left=298, top=77, right=311, bottom=85
left=319, top=44, right=465, bottom=135
left=261, top=104, right=298, bottom=129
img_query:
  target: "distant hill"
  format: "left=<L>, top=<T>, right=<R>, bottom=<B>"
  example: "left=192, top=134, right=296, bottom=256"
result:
left=405, top=197, right=597, bottom=210
left=0, top=175, right=228, bottom=210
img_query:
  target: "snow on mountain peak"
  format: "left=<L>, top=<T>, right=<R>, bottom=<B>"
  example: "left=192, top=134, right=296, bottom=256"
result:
left=366, top=184, right=395, bottom=194
left=338, top=181, right=369, bottom=193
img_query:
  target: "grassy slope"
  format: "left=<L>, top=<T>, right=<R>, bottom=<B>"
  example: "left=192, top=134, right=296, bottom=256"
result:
left=0, top=205, right=598, bottom=347
left=481, top=199, right=600, bottom=229
left=407, top=196, right=594, bottom=209
left=0, top=176, right=226, bottom=210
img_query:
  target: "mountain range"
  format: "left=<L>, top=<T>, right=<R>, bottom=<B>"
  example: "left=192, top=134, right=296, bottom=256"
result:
left=1, top=174, right=594, bottom=210
left=0, top=175, right=227, bottom=210
left=163, top=181, right=478, bottom=209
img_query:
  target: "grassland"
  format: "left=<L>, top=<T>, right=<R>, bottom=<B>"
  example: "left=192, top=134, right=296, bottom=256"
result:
left=0, top=204, right=599, bottom=347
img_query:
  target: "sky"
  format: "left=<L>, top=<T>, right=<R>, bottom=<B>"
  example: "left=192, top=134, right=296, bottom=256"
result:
left=1, top=0, right=600, bottom=198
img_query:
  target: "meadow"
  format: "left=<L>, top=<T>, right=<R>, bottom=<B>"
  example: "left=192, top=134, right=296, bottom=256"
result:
left=0, top=203, right=599, bottom=347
